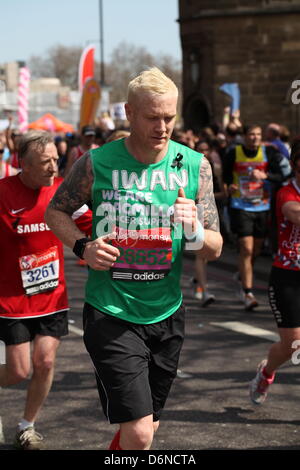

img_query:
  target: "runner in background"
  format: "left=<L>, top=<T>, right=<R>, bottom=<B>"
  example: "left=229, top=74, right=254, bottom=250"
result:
left=193, top=140, right=227, bottom=306
left=0, top=131, right=91, bottom=450
left=249, top=140, right=300, bottom=404
left=223, top=124, right=291, bottom=310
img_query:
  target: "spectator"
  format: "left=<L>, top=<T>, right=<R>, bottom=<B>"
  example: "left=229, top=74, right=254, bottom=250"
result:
left=279, top=125, right=291, bottom=155
left=105, top=129, right=130, bottom=143
left=265, top=123, right=290, bottom=160
left=5, top=114, right=21, bottom=169
left=64, top=125, right=98, bottom=176
left=54, top=136, right=68, bottom=176
left=0, top=141, right=18, bottom=178
left=184, top=129, right=199, bottom=149
left=171, top=129, right=190, bottom=147
left=200, top=126, right=216, bottom=145
left=95, top=127, right=106, bottom=147
left=194, top=140, right=227, bottom=305
left=224, top=122, right=244, bottom=153
left=98, top=111, right=115, bottom=131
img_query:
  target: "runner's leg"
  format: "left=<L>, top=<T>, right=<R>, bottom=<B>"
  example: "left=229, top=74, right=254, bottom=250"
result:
left=253, top=237, right=264, bottom=263
left=238, top=236, right=254, bottom=289
left=119, top=414, right=155, bottom=450
left=0, top=342, right=31, bottom=386
left=264, top=327, right=300, bottom=375
left=23, top=335, right=60, bottom=423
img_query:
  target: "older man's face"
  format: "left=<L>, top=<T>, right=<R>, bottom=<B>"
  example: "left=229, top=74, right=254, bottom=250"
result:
left=21, top=143, right=59, bottom=189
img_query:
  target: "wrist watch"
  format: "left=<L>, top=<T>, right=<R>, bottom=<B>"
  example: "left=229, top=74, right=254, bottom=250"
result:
left=73, top=238, right=91, bottom=259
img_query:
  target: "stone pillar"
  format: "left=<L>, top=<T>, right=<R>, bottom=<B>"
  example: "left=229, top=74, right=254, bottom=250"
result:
left=179, top=1, right=300, bottom=135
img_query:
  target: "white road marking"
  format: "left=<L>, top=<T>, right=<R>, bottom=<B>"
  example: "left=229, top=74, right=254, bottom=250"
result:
left=210, top=321, right=279, bottom=343
left=69, top=324, right=84, bottom=337
left=70, top=319, right=279, bottom=344
left=0, top=341, right=5, bottom=364
left=0, top=418, right=4, bottom=444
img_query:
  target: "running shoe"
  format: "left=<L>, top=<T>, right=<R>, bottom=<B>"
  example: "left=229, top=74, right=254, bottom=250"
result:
left=194, top=286, right=203, bottom=300
left=243, top=292, right=258, bottom=311
left=201, top=291, right=216, bottom=307
left=249, top=359, right=275, bottom=405
left=14, top=426, right=44, bottom=450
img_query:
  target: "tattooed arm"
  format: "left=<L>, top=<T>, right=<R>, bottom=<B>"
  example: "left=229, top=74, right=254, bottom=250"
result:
left=196, top=157, right=223, bottom=259
left=45, top=152, right=93, bottom=247
left=45, top=152, right=120, bottom=270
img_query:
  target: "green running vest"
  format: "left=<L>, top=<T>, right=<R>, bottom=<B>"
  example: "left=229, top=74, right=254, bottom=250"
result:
left=85, top=138, right=202, bottom=324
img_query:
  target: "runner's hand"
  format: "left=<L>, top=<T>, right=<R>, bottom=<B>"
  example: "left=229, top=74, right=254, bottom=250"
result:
left=83, top=233, right=120, bottom=270
left=174, top=188, right=198, bottom=236
left=252, top=169, right=267, bottom=180
left=228, top=183, right=238, bottom=195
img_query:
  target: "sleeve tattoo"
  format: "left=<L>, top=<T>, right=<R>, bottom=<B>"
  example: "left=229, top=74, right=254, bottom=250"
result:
left=196, top=157, right=220, bottom=232
left=49, top=151, right=94, bottom=214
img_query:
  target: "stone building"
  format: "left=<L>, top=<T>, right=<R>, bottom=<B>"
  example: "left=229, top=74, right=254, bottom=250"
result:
left=179, top=0, right=300, bottom=136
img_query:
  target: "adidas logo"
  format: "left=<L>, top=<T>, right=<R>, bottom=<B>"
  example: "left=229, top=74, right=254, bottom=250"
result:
left=112, top=271, right=165, bottom=281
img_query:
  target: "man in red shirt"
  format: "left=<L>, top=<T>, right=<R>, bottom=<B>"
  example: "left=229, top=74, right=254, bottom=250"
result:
left=249, top=140, right=300, bottom=405
left=0, top=131, right=91, bottom=449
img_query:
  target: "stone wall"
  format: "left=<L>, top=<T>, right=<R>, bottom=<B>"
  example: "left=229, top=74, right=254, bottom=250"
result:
left=179, top=0, right=300, bottom=136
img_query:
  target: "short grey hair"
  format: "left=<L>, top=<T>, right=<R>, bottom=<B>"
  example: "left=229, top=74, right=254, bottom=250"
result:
left=18, top=131, right=54, bottom=161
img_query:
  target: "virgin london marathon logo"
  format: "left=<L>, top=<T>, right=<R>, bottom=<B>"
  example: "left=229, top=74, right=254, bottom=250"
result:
left=20, top=254, right=38, bottom=270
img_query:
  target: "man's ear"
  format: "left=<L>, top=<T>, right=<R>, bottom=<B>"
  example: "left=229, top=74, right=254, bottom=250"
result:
left=18, top=157, right=26, bottom=172
left=124, top=103, right=131, bottom=122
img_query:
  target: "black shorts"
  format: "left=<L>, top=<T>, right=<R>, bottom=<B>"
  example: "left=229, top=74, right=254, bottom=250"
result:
left=83, top=303, right=185, bottom=424
left=268, top=267, right=300, bottom=328
left=230, top=208, right=269, bottom=238
left=0, top=310, right=69, bottom=346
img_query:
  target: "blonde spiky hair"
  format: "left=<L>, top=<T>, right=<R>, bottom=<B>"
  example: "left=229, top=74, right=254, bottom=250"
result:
left=127, top=67, right=178, bottom=103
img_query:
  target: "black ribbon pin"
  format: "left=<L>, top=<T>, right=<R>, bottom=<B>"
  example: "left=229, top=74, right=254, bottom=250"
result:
left=171, top=152, right=183, bottom=169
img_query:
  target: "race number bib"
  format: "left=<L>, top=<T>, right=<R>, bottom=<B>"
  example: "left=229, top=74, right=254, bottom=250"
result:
left=19, top=246, right=59, bottom=296
left=239, top=176, right=264, bottom=203
left=283, top=242, right=300, bottom=269
left=110, top=227, right=172, bottom=282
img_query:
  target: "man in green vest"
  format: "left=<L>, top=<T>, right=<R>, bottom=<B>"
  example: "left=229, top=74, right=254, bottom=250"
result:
left=45, top=67, right=222, bottom=450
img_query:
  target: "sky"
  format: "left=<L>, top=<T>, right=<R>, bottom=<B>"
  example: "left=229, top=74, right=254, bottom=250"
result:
left=1, top=0, right=181, bottom=65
